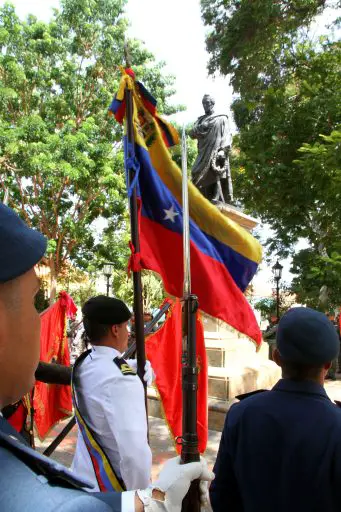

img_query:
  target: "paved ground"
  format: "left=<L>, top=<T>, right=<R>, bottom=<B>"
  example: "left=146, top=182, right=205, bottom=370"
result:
left=35, top=416, right=222, bottom=480
left=35, top=377, right=341, bottom=480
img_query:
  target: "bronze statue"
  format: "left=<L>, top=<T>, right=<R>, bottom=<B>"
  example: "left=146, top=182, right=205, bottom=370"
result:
left=189, top=94, right=233, bottom=203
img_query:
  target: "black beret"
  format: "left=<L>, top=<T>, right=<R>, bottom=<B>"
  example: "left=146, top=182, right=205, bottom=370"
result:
left=82, top=295, right=131, bottom=325
left=0, top=203, right=46, bottom=283
left=277, top=307, right=339, bottom=365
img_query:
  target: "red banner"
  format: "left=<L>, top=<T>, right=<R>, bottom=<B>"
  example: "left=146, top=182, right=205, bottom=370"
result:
left=146, top=299, right=208, bottom=454
left=33, top=292, right=76, bottom=439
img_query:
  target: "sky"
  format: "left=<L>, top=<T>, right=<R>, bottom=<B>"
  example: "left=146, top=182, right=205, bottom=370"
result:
left=2, top=0, right=332, bottom=296
left=4, top=0, right=234, bottom=124
left=125, top=0, right=234, bottom=125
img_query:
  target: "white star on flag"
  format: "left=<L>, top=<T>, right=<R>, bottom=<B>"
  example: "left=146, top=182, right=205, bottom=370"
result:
left=163, top=204, right=179, bottom=223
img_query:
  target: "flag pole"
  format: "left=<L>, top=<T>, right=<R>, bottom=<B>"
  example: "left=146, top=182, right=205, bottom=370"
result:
left=180, top=126, right=200, bottom=511
left=124, top=44, right=147, bottom=406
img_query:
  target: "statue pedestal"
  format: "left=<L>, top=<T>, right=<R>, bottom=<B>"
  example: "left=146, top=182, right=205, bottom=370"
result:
left=204, top=315, right=280, bottom=412
left=217, top=202, right=258, bottom=231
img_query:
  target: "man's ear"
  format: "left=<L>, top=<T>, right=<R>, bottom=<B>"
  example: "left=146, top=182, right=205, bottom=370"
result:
left=324, top=361, right=332, bottom=371
left=111, top=325, right=118, bottom=337
left=273, top=347, right=282, bottom=368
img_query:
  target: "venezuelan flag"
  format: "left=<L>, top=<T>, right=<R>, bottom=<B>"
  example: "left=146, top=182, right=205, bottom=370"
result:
left=109, top=69, right=262, bottom=344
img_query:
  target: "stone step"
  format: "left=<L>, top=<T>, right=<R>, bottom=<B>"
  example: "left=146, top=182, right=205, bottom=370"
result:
left=204, top=333, right=266, bottom=368
left=147, top=361, right=280, bottom=431
left=147, top=387, right=232, bottom=432
left=208, top=360, right=280, bottom=400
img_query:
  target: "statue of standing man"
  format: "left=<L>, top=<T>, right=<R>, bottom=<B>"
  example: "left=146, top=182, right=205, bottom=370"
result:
left=189, top=94, right=233, bottom=204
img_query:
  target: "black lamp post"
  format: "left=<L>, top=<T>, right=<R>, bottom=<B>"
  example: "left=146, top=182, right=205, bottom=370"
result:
left=103, top=263, right=114, bottom=297
left=272, top=259, right=283, bottom=323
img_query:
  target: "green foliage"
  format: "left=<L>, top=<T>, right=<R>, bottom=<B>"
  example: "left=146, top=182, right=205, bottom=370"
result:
left=34, top=287, right=50, bottom=312
left=0, top=1, right=180, bottom=300
left=290, top=130, right=341, bottom=308
left=231, top=40, right=341, bottom=253
left=202, top=0, right=341, bottom=306
left=56, top=264, right=99, bottom=307
left=254, top=284, right=295, bottom=320
left=291, top=248, right=341, bottom=309
left=114, top=270, right=165, bottom=312
left=254, top=297, right=277, bottom=319
left=170, top=123, right=198, bottom=171
left=201, top=0, right=330, bottom=94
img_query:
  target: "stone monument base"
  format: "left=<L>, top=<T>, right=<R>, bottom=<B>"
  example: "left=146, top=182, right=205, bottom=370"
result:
left=200, top=313, right=280, bottom=429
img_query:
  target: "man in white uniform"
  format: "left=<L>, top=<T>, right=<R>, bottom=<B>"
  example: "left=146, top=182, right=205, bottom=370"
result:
left=0, top=201, right=214, bottom=512
left=72, top=295, right=152, bottom=491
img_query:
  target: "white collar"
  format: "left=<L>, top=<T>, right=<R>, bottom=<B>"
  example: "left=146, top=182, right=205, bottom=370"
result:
left=90, top=345, right=122, bottom=359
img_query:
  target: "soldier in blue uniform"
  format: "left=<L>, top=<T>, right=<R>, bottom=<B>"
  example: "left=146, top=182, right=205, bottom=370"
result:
left=210, top=306, right=341, bottom=512
left=0, top=203, right=213, bottom=512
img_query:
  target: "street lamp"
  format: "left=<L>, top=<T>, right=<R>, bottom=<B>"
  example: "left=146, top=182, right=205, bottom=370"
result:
left=272, top=259, right=283, bottom=323
left=103, top=263, right=114, bottom=296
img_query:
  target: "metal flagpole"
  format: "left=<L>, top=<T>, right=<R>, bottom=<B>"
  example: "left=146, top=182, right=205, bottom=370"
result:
left=180, top=126, right=200, bottom=512
left=124, top=45, right=147, bottom=407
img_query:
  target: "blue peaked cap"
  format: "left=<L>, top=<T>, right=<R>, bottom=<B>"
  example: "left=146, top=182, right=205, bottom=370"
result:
left=277, top=307, right=339, bottom=365
left=0, top=203, right=47, bottom=283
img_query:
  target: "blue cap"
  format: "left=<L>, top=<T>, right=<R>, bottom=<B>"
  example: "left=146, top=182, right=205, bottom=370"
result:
left=277, top=307, right=339, bottom=365
left=0, top=203, right=47, bottom=283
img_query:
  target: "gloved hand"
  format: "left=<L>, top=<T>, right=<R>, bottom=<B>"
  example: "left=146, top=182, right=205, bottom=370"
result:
left=199, top=478, right=213, bottom=511
left=127, top=359, right=155, bottom=386
left=137, top=456, right=214, bottom=511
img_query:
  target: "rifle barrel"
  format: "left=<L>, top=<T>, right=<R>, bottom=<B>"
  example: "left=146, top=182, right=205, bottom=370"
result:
left=180, top=127, right=200, bottom=512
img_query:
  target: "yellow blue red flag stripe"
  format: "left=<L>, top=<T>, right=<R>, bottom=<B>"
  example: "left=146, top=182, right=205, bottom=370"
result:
left=109, top=69, right=262, bottom=344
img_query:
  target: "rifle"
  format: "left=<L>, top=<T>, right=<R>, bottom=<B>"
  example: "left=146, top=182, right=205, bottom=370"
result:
left=123, top=300, right=171, bottom=359
left=35, top=361, right=72, bottom=385
left=180, top=126, right=201, bottom=512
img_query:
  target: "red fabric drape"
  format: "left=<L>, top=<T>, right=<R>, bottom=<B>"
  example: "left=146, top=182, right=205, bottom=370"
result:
left=33, top=292, right=76, bottom=439
left=146, top=299, right=208, bottom=454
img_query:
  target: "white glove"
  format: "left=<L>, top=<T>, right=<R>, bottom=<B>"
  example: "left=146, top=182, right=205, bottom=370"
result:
left=137, top=456, right=214, bottom=512
left=127, top=359, right=155, bottom=386
left=199, top=479, right=213, bottom=511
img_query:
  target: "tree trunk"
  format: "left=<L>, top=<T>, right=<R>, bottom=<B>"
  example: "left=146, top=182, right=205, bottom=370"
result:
left=49, top=257, right=57, bottom=305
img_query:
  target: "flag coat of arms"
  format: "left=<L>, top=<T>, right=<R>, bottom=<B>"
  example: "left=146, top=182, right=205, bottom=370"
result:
left=110, top=69, right=262, bottom=344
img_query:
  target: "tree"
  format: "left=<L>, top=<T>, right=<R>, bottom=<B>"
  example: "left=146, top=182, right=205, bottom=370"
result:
left=201, top=0, right=332, bottom=94
left=290, top=248, right=341, bottom=309
left=170, top=124, right=198, bottom=172
left=253, top=297, right=277, bottom=321
left=114, top=270, right=165, bottom=313
left=290, top=129, right=341, bottom=308
left=231, top=40, right=341, bottom=251
left=253, top=284, right=295, bottom=321
left=56, top=264, right=99, bottom=308
left=202, top=0, right=341, bottom=305
left=0, top=0, right=180, bottom=302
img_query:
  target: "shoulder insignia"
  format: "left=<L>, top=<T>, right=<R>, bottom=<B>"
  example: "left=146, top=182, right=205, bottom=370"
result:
left=113, top=357, right=136, bottom=376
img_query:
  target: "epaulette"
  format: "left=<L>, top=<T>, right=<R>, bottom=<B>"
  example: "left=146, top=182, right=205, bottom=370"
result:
left=235, top=389, right=268, bottom=401
left=113, top=357, right=136, bottom=376
left=335, top=400, right=341, bottom=409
